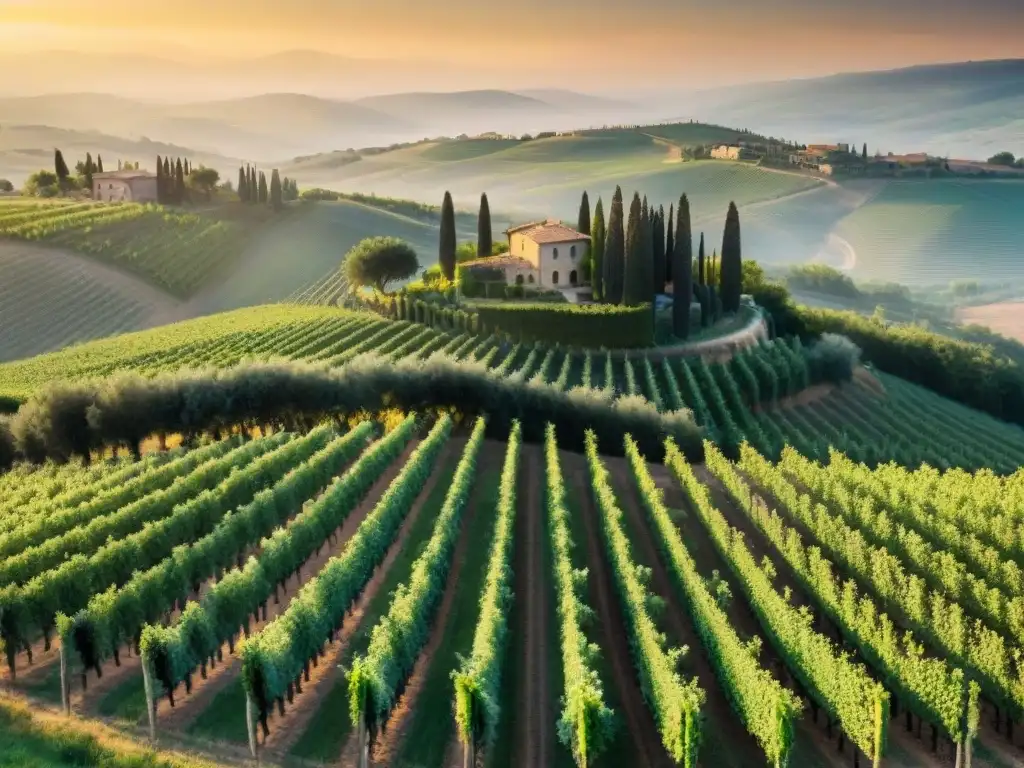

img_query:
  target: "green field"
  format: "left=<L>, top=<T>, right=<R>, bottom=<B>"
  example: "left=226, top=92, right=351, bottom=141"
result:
left=284, top=133, right=823, bottom=223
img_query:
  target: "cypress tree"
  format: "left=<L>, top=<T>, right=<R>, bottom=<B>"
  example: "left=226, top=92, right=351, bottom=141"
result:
left=697, top=233, right=709, bottom=327
left=672, top=194, right=692, bottom=339
left=653, top=204, right=666, bottom=295
left=591, top=198, right=605, bottom=301
left=175, top=158, right=185, bottom=204
left=698, top=232, right=706, bottom=286
left=578, top=190, right=591, bottom=236
left=439, top=191, right=457, bottom=281
left=665, top=203, right=675, bottom=286
left=477, top=193, right=492, bottom=257
left=720, top=201, right=742, bottom=313
left=258, top=172, right=268, bottom=204
left=83, top=152, right=95, bottom=190
left=270, top=169, right=283, bottom=210
left=237, top=167, right=247, bottom=202
left=156, top=155, right=164, bottom=203
left=603, top=186, right=625, bottom=304
left=97, top=155, right=104, bottom=173
left=862, top=142, right=868, bottom=162
left=577, top=190, right=591, bottom=280
left=54, top=149, right=69, bottom=184
left=163, top=157, right=170, bottom=181
left=249, top=167, right=258, bottom=203
left=623, top=192, right=645, bottom=305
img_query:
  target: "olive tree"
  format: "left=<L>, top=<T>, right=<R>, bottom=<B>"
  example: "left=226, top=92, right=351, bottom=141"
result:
left=343, top=237, right=420, bottom=293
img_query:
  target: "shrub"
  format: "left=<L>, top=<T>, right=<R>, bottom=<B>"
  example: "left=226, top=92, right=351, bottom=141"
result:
left=475, top=303, right=654, bottom=348
left=806, top=334, right=860, bottom=383
left=0, top=179, right=13, bottom=193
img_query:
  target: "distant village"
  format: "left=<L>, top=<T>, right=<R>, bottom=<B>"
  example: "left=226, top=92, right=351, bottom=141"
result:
left=709, top=140, right=1024, bottom=178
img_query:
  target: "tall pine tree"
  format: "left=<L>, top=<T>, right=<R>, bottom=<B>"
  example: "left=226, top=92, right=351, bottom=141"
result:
left=477, top=193, right=492, bottom=257
left=603, top=186, right=625, bottom=304
left=591, top=198, right=605, bottom=301
left=672, top=194, right=692, bottom=339
left=623, top=192, right=645, bottom=306
left=439, top=191, right=457, bottom=281
left=270, top=169, right=283, bottom=210
left=720, top=201, right=742, bottom=313
left=665, top=204, right=675, bottom=286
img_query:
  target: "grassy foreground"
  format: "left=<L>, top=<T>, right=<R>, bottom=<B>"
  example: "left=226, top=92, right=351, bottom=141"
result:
left=0, top=695, right=228, bottom=768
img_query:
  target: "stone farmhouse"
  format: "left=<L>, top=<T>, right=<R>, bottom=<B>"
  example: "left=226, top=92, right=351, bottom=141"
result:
left=461, top=219, right=590, bottom=289
left=92, top=170, right=158, bottom=203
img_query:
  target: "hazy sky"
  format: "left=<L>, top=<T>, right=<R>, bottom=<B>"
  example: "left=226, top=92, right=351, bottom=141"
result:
left=3, top=0, right=1024, bottom=86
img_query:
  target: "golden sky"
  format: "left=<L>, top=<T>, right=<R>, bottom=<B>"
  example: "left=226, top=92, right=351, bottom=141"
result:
left=2, top=0, right=1023, bottom=85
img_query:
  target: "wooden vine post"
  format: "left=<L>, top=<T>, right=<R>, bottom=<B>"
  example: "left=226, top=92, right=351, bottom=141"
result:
left=356, top=714, right=371, bottom=768
left=59, top=642, right=71, bottom=716
left=463, top=737, right=476, bottom=768
left=141, top=660, right=157, bottom=743
left=245, top=690, right=258, bottom=760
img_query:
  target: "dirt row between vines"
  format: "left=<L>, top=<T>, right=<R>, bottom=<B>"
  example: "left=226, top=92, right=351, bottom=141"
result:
left=516, top=445, right=553, bottom=768
left=263, top=438, right=462, bottom=759
left=560, top=450, right=673, bottom=768
left=371, top=441, right=507, bottom=766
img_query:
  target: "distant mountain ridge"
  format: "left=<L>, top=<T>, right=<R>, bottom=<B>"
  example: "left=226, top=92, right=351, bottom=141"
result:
left=681, top=58, right=1024, bottom=157
left=0, top=88, right=640, bottom=165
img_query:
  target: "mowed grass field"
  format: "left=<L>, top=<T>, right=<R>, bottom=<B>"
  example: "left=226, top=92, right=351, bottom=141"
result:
left=5, top=303, right=1024, bottom=768
left=835, top=179, right=1024, bottom=286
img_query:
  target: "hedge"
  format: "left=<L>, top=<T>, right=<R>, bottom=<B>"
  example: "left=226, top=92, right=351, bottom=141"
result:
left=475, top=302, right=654, bottom=348
left=753, top=284, right=1024, bottom=428
left=4, top=356, right=703, bottom=466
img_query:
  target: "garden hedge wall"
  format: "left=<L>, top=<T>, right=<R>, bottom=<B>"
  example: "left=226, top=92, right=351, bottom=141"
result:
left=477, top=302, right=654, bottom=348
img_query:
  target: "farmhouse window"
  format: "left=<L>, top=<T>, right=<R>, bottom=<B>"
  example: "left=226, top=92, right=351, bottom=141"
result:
left=571, top=245, right=576, bottom=259
left=553, top=247, right=559, bottom=259
left=551, top=271, right=559, bottom=285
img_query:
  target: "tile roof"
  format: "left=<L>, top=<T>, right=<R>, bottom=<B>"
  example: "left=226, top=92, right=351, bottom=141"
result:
left=506, top=219, right=590, bottom=244
left=93, top=170, right=156, bottom=180
left=460, top=254, right=536, bottom=270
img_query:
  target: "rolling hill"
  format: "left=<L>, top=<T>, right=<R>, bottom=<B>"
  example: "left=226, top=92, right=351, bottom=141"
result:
left=281, top=132, right=823, bottom=228
left=0, top=124, right=238, bottom=188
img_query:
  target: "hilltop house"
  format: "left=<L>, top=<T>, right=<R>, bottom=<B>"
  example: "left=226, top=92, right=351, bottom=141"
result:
left=460, top=219, right=590, bottom=289
left=711, top=145, right=743, bottom=160
left=92, top=170, right=158, bottom=203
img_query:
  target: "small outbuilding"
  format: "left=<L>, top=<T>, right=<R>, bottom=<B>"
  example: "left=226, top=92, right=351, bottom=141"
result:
left=92, top=170, right=158, bottom=203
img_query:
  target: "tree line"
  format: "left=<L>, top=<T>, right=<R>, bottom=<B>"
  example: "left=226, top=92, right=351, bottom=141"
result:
left=0, top=356, right=703, bottom=472
left=236, top=165, right=298, bottom=210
